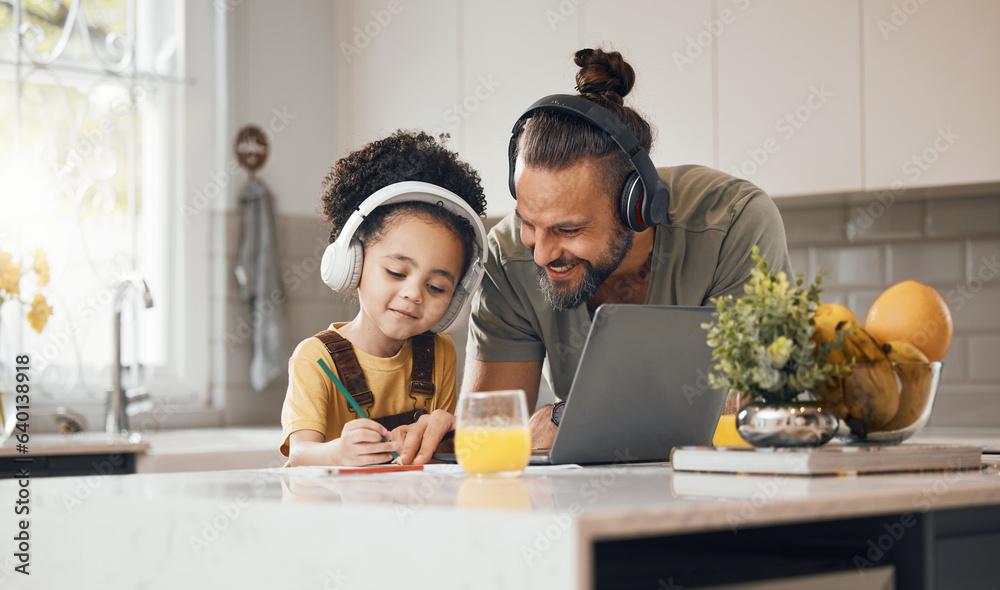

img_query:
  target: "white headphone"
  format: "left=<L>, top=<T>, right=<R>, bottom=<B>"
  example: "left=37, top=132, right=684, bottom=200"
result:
left=320, top=181, right=488, bottom=334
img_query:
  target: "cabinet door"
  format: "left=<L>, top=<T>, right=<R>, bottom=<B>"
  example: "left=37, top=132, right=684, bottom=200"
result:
left=345, top=0, right=459, bottom=149
left=584, top=0, right=715, bottom=171
left=718, top=0, right=863, bottom=196
left=863, top=0, right=1000, bottom=190
left=460, top=1, right=582, bottom=219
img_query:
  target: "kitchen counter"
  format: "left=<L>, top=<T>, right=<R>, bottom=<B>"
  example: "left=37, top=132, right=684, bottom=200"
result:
left=1, top=438, right=999, bottom=589
left=0, top=428, right=284, bottom=477
left=0, top=432, right=149, bottom=457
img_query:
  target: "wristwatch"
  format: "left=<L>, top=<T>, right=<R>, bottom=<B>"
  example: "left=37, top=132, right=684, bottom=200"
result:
left=550, top=401, right=566, bottom=427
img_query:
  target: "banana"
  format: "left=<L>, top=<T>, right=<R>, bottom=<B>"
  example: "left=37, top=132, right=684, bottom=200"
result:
left=883, top=340, right=929, bottom=364
left=813, top=304, right=900, bottom=437
left=877, top=341, right=934, bottom=432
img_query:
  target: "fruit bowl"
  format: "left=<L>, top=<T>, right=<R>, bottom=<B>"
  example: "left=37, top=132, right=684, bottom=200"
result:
left=834, top=361, right=942, bottom=445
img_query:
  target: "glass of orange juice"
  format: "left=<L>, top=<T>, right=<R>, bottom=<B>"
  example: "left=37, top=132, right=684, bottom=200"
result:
left=455, top=390, right=531, bottom=477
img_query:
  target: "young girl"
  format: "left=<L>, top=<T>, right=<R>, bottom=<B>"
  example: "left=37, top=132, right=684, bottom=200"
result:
left=280, top=130, right=487, bottom=466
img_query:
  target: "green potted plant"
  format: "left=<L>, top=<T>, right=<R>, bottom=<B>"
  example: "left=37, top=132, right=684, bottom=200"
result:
left=702, top=246, right=845, bottom=446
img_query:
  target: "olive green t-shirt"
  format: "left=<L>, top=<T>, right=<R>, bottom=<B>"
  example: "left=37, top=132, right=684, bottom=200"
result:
left=466, top=165, right=793, bottom=400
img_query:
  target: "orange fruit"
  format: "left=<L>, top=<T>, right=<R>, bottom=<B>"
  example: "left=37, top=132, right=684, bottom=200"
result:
left=865, top=280, right=953, bottom=362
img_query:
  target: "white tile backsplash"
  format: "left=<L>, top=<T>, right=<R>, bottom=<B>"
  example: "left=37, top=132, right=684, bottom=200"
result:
left=782, top=207, right=847, bottom=243
left=845, top=200, right=924, bottom=243
left=927, top=384, right=1000, bottom=429
left=968, top=335, right=1000, bottom=381
left=949, top=286, right=1000, bottom=332
left=939, top=335, right=967, bottom=383
left=775, top=190, right=1000, bottom=429
left=888, top=240, right=965, bottom=285
left=967, top=239, right=1000, bottom=285
left=814, top=245, right=884, bottom=286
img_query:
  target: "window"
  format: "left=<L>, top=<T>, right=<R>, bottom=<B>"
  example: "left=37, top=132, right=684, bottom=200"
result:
left=0, top=0, right=208, bottom=420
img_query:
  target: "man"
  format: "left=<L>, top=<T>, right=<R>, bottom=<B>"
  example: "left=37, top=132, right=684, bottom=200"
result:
left=396, top=48, right=791, bottom=464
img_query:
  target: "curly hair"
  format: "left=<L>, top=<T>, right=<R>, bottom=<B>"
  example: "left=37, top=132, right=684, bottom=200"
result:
left=321, top=130, right=488, bottom=277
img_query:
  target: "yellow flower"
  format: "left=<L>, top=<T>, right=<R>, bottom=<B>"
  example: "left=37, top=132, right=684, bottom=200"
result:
left=0, top=250, right=20, bottom=296
left=766, top=336, right=794, bottom=368
left=27, top=293, right=53, bottom=333
left=32, top=248, right=50, bottom=287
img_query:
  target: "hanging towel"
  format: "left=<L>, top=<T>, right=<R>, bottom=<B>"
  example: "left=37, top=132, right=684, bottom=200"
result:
left=234, top=177, right=287, bottom=391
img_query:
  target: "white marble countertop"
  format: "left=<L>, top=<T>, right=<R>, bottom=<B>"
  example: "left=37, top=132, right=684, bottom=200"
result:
left=2, top=437, right=1000, bottom=589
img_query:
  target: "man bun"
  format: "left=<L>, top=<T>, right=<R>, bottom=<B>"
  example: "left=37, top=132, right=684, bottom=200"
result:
left=573, top=48, right=636, bottom=106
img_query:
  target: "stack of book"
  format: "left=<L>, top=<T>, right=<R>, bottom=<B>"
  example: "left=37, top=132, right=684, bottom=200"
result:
left=669, top=444, right=984, bottom=476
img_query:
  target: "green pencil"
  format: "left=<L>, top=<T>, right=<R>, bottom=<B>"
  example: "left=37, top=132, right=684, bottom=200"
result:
left=317, top=358, right=399, bottom=461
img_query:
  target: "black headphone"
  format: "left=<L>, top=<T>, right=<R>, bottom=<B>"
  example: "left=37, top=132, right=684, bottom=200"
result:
left=507, top=94, right=670, bottom=232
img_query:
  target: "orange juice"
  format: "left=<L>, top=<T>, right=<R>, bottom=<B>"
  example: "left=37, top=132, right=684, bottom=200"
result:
left=455, top=427, right=531, bottom=476
left=712, top=414, right=749, bottom=447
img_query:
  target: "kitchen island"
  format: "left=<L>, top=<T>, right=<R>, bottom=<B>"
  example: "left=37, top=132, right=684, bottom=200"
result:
left=1, top=446, right=998, bottom=589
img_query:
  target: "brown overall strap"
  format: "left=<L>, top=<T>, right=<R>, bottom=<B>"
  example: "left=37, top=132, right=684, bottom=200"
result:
left=315, top=330, right=374, bottom=417
left=409, top=332, right=436, bottom=410
left=314, top=330, right=436, bottom=428
left=374, top=333, right=437, bottom=430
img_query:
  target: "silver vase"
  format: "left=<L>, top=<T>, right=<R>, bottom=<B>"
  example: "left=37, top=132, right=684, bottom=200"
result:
left=737, top=400, right=838, bottom=447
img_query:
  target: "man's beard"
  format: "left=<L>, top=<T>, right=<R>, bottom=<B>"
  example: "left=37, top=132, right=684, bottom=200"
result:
left=535, top=225, right=633, bottom=312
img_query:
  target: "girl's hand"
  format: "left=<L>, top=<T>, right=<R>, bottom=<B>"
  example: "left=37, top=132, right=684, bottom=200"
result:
left=338, top=419, right=396, bottom=465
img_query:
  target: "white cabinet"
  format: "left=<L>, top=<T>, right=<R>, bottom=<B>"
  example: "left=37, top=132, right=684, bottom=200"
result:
left=584, top=0, right=715, bottom=171
left=344, top=0, right=459, bottom=150
left=460, top=1, right=582, bottom=219
left=863, top=0, right=1000, bottom=190
left=717, top=0, right=863, bottom=196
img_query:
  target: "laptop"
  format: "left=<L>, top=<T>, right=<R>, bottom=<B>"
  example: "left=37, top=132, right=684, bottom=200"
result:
left=438, top=304, right=728, bottom=466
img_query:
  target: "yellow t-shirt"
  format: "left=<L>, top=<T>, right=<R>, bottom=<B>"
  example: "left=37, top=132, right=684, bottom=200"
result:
left=280, top=323, right=458, bottom=456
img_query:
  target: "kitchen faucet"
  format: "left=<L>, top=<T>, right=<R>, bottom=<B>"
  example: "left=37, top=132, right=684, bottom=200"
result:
left=107, top=271, right=154, bottom=436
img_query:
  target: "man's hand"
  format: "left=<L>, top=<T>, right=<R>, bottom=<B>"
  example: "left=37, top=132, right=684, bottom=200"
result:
left=528, top=404, right=558, bottom=449
left=393, top=409, right=456, bottom=465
